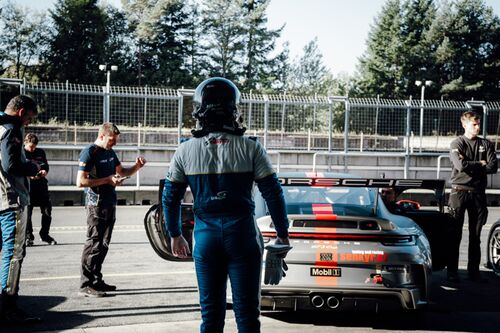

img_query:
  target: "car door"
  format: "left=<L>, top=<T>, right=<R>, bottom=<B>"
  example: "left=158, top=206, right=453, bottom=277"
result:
left=144, top=179, right=194, bottom=261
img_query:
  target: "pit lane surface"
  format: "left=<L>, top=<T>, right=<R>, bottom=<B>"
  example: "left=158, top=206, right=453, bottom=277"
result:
left=5, top=206, right=500, bottom=332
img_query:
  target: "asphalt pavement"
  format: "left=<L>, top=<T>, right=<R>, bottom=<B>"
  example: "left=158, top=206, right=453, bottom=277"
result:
left=2, top=206, right=500, bottom=333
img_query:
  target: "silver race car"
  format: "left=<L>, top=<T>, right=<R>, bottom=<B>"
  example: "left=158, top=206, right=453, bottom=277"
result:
left=144, top=172, right=449, bottom=311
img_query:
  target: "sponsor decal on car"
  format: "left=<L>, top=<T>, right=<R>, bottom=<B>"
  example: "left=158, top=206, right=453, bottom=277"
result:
left=314, top=252, right=389, bottom=263
left=310, top=267, right=342, bottom=277
left=278, top=177, right=424, bottom=187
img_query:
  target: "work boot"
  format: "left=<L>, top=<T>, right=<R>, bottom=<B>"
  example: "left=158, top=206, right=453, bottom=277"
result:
left=94, top=281, right=117, bottom=292
left=78, top=286, right=106, bottom=298
left=26, top=233, right=35, bottom=247
left=40, top=235, right=57, bottom=245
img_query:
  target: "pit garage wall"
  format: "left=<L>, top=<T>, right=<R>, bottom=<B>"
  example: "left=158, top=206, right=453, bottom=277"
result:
left=43, top=146, right=500, bottom=206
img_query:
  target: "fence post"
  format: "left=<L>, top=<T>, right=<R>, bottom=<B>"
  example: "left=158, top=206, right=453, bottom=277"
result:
left=65, top=80, right=69, bottom=144
left=484, top=104, right=489, bottom=137
left=404, top=97, right=412, bottom=179
left=313, top=93, right=317, bottom=131
left=344, top=98, right=350, bottom=173
left=280, top=92, right=286, bottom=147
left=102, top=86, right=107, bottom=123
left=177, top=90, right=184, bottom=145
left=375, top=94, right=380, bottom=148
left=247, top=90, right=253, bottom=130
left=328, top=100, right=332, bottom=152
left=264, top=94, right=269, bottom=149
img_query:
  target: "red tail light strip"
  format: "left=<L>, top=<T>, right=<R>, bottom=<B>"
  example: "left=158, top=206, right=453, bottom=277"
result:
left=312, top=204, right=333, bottom=215
left=262, top=231, right=410, bottom=242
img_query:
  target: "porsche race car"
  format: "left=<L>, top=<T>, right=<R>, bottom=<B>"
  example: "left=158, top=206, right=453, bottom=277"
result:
left=144, top=173, right=451, bottom=311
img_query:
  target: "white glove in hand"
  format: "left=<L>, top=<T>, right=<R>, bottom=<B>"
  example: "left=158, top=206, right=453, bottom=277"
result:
left=264, top=244, right=292, bottom=285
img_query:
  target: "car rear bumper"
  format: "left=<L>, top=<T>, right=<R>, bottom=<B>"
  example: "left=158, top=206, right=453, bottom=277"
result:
left=261, top=287, right=427, bottom=311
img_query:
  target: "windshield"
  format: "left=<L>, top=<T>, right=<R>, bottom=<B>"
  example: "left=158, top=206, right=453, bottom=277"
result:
left=283, top=186, right=376, bottom=216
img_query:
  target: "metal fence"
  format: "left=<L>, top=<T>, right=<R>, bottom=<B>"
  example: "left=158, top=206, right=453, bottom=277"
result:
left=2, top=79, right=500, bottom=152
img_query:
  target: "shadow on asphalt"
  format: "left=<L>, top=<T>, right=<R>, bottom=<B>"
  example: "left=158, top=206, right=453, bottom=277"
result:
left=7, top=295, right=201, bottom=333
left=263, top=270, right=500, bottom=332
left=4, top=295, right=93, bottom=333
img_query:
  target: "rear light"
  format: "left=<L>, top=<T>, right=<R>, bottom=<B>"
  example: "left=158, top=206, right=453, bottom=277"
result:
left=371, top=274, right=383, bottom=284
left=359, top=220, right=380, bottom=230
left=381, top=235, right=416, bottom=246
left=292, top=220, right=356, bottom=228
left=261, top=231, right=417, bottom=245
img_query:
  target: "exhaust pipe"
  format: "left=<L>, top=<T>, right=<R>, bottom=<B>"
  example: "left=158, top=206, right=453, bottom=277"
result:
left=326, top=296, right=340, bottom=309
left=310, top=295, right=324, bottom=308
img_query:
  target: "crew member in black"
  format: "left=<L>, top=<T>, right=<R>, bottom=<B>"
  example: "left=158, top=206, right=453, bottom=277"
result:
left=76, top=123, right=146, bottom=297
left=24, top=133, right=57, bottom=246
left=447, top=111, right=497, bottom=283
left=381, top=188, right=399, bottom=213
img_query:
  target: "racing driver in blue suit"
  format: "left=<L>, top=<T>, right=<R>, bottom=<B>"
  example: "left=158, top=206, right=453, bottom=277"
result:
left=162, top=77, right=289, bottom=333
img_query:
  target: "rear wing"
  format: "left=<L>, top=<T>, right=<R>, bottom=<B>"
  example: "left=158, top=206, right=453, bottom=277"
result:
left=277, top=177, right=446, bottom=212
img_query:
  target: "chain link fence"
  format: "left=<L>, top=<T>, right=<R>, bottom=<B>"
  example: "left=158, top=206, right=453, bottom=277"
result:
left=1, top=79, right=499, bottom=152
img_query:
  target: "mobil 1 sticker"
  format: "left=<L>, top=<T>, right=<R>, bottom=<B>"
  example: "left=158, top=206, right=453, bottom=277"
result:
left=310, top=267, right=341, bottom=277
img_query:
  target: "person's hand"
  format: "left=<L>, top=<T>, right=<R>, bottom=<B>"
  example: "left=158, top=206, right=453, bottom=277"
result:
left=480, top=160, right=487, bottom=166
left=276, top=236, right=290, bottom=246
left=37, top=170, right=48, bottom=178
left=30, top=167, right=46, bottom=180
left=264, top=243, right=292, bottom=285
left=109, top=174, right=125, bottom=186
left=171, top=235, right=190, bottom=258
left=136, top=156, right=147, bottom=168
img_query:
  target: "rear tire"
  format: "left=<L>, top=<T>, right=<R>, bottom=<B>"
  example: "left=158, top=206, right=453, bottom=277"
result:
left=487, top=224, right=500, bottom=277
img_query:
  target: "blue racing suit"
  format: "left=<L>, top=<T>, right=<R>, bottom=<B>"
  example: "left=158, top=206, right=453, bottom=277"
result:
left=0, top=112, right=39, bottom=306
left=162, top=132, right=288, bottom=333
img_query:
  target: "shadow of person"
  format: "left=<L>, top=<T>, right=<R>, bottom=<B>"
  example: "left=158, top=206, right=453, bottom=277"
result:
left=6, top=295, right=92, bottom=332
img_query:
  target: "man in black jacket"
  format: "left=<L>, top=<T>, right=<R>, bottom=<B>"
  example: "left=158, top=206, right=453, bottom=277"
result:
left=0, top=95, right=41, bottom=323
left=448, top=111, right=498, bottom=283
left=24, top=133, right=57, bottom=246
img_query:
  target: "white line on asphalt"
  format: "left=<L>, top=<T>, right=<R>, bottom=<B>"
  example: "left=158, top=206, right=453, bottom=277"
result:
left=31, top=225, right=143, bottom=233
left=21, top=270, right=195, bottom=282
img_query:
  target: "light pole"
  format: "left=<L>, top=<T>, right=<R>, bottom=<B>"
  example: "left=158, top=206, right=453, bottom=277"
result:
left=99, top=64, right=118, bottom=122
left=415, top=79, right=432, bottom=152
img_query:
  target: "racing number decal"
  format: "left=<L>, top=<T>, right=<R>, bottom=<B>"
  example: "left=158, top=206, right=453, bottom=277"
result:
left=314, top=244, right=338, bottom=286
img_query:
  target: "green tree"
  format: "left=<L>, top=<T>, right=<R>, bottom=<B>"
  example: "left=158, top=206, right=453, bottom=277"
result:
left=427, top=0, right=500, bottom=99
left=0, top=2, right=48, bottom=80
left=40, top=0, right=108, bottom=83
left=142, top=0, right=193, bottom=87
left=100, top=5, right=136, bottom=85
left=240, top=0, right=283, bottom=91
left=400, top=0, right=437, bottom=97
left=184, top=1, right=206, bottom=85
left=287, top=37, right=332, bottom=95
left=357, top=0, right=404, bottom=98
left=201, top=0, right=246, bottom=81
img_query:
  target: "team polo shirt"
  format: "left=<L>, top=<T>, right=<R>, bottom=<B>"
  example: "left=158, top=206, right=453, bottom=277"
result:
left=78, top=144, right=121, bottom=206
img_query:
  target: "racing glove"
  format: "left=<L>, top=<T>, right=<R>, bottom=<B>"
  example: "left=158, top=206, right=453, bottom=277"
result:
left=264, top=244, right=292, bottom=285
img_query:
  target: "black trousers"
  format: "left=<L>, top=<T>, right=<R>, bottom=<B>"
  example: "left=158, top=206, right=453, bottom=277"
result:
left=26, top=202, right=52, bottom=240
left=80, top=205, right=116, bottom=289
left=447, top=189, right=488, bottom=275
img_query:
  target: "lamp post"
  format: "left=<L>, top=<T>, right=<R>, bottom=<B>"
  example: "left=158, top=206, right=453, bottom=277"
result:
left=99, top=64, right=118, bottom=122
left=415, top=79, right=432, bottom=152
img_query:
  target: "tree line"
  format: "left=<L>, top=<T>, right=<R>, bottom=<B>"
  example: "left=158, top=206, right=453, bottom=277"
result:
left=0, top=0, right=499, bottom=100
